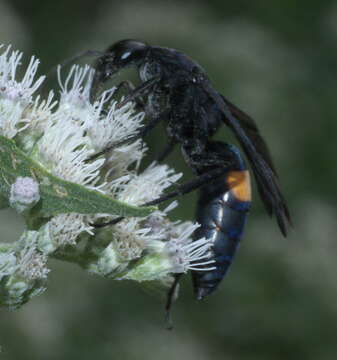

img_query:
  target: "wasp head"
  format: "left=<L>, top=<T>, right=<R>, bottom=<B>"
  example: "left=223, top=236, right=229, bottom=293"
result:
left=106, top=39, right=147, bottom=67
left=90, top=39, right=147, bottom=100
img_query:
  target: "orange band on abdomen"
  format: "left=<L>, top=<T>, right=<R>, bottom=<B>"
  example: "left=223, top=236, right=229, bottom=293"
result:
left=226, top=170, right=252, bottom=202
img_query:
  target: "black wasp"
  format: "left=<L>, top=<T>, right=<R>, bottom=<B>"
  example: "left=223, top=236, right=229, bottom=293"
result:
left=88, top=39, right=291, bottom=303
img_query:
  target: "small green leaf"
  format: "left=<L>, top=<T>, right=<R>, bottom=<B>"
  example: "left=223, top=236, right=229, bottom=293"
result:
left=0, top=135, right=155, bottom=217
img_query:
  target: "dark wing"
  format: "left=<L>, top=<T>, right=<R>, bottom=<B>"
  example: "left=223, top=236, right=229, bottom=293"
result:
left=202, top=83, right=291, bottom=236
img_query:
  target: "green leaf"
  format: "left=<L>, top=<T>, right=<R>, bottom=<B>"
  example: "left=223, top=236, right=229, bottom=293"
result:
left=0, top=135, right=155, bottom=217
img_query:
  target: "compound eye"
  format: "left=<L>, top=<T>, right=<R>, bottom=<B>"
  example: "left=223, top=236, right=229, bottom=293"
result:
left=121, top=51, right=132, bottom=60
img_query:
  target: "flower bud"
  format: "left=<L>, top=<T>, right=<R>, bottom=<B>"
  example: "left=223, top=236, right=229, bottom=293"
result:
left=9, top=176, right=40, bottom=213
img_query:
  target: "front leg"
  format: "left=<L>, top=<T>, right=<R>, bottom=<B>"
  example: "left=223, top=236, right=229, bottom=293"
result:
left=116, top=76, right=160, bottom=109
left=89, top=109, right=169, bottom=161
left=156, top=139, right=177, bottom=163
left=114, top=80, right=145, bottom=111
left=115, top=80, right=174, bottom=164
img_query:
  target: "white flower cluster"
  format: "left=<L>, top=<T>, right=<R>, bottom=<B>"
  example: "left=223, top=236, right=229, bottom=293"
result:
left=0, top=231, right=48, bottom=309
left=0, top=45, right=45, bottom=138
left=0, top=251, right=17, bottom=279
left=0, top=45, right=215, bottom=308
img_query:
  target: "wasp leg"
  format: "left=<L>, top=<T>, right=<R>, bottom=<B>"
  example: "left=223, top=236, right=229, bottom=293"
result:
left=165, top=273, right=182, bottom=330
left=89, top=109, right=169, bottom=161
left=89, top=78, right=163, bottom=161
left=91, top=166, right=229, bottom=228
left=144, top=167, right=229, bottom=206
left=92, top=216, right=124, bottom=228
left=156, top=139, right=177, bottom=163
left=116, top=76, right=160, bottom=109
left=95, top=80, right=147, bottom=118
left=114, top=80, right=145, bottom=110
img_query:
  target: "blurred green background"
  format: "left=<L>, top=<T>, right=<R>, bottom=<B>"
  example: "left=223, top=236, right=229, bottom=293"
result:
left=0, top=0, right=336, bottom=359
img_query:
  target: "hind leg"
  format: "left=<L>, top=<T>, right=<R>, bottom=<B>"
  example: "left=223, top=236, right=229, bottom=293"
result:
left=165, top=274, right=182, bottom=330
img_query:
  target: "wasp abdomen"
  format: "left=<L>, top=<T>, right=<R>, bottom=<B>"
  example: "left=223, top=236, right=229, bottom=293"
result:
left=192, top=164, right=252, bottom=300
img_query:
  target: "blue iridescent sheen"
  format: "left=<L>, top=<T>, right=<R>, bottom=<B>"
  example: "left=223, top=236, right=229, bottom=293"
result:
left=192, top=145, right=251, bottom=300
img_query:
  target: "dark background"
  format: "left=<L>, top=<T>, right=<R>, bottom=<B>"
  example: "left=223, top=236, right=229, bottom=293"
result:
left=0, top=0, right=336, bottom=359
